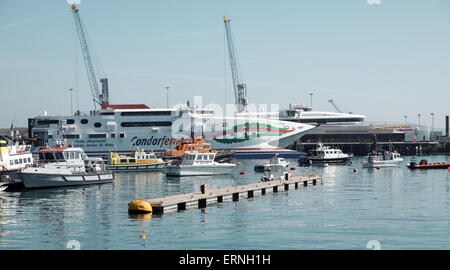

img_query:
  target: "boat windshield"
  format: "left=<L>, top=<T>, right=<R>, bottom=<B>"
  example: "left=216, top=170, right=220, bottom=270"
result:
left=41, top=152, right=56, bottom=162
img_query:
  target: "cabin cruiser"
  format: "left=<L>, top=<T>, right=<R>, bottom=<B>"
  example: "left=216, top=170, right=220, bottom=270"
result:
left=107, top=149, right=169, bottom=172
left=0, top=139, right=34, bottom=181
left=362, top=150, right=403, bottom=168
left=298, top=143, right=352, bottom=165
left=18, top=141, right=113, bottom=188
left=166, top=151, right=236, bottom=177
left=254, top=154, right=290, bottom=172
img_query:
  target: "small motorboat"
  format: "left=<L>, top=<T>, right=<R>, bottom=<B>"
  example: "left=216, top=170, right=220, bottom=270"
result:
left=254, top=154, right=290, bottom=172
left=166, top=151, right=236, bottom=177
left=298, top=143, right=352, bottom=165
left=107, top=149, right=170, bottom=172
left=18, top=141, right=113, bottom=189
left=362, top=150, right=403, bottom=168
left=407, top=157, right=450, bottom=169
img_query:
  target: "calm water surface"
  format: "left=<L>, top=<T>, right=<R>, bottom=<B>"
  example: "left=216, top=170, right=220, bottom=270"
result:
left=1, top=155, right=449, bottom=250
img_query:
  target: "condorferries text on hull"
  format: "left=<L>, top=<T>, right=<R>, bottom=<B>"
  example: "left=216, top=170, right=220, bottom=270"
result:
left=28, top=104, right=315, bottom=159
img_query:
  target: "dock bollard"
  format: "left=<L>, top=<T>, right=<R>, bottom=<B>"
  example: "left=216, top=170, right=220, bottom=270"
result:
left=128, top=199, right=152, bottom=214
left=200, top=184, right=207, bottom=194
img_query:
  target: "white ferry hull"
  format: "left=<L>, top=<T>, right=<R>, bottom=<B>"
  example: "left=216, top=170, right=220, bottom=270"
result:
left=28, top=108, right=315, bottom=160
left=18, top=172, right=114, bottom=189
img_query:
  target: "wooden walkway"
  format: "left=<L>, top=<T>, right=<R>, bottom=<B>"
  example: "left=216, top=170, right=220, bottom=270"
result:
left=144, top=175, right=322, bottom=214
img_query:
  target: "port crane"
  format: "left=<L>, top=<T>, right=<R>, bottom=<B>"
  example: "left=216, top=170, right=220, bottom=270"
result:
left=71, top=5, right=109, bottom=110
left=328, top=99, right=353, bottom=114
left=223, top=16, right=248, bottom=113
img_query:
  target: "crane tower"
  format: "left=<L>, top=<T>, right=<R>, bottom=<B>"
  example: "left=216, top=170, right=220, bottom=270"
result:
left=223, top=16, right=248, bottom=113
left=71, top=5, right=109, bottom=110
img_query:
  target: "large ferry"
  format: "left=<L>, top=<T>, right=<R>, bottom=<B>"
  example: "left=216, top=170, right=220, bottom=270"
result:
left=28, top=104, right=315, bottom=159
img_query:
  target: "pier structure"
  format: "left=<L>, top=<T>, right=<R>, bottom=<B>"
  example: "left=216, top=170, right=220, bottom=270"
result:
left=130, top=175, right=322, bottom=214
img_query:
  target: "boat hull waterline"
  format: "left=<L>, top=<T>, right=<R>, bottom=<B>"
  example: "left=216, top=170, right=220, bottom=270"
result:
left=18, top=172, right=114, bottom=189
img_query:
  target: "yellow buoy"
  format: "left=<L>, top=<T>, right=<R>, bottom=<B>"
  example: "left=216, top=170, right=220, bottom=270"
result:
left=128, top=199, right=152, bottom=214
left=309, top=173, right=319, bottom=177
left=353, top=168, right=358, bottom=173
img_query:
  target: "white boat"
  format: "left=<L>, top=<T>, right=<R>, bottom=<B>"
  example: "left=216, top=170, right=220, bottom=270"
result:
left=27, top=104, right=315, bottom=159
left=166, top=151, right=236, bottom=177
left=254, top=154, right=290, bottom=172
left=106, top=149, right=170, bottom=172
left=298, top=143, right=352, bottom=165
left=0, top=139, right=34, bottom=181
left=362, top=150, right=403, bottom=168
left=18, top=141, right=113, bottom=188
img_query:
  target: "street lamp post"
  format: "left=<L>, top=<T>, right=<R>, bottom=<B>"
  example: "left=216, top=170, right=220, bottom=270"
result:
left=69, top=88, right=74, bottom=115
left=418, top=114, right=421, bottom=129
left=165, top=86, right=170, bottom=108
left=431, top=112, right=435, bottom=140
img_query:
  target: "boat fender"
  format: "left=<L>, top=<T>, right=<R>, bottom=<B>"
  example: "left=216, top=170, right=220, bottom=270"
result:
left=128, top=199, right=152, bottom=214
left=290, top=167, right=297, bottom=170
left=235, top=162, right=242, bottom=166
left=353, top=168, right=358, bottom=173
left=239, top=171, right=247, bottom=175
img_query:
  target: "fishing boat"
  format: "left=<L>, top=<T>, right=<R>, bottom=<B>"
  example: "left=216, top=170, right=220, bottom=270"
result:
left=298, top=143, right=352, bottom=165
left=406, top=157, right=450, bottom=169
left=107, top=149, right=169, bottom=172
left=18, top=141, right=113, bottom=189
left=254, top=154, right=290, bottom=172
left=166, top=151, right=236, bottom=177
left=362, top=150, right=403, bottom=168
left=0, top=139, right=34, bottom=181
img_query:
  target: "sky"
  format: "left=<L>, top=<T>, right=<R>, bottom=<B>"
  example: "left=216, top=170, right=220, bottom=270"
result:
left=0, top=0, right=449, bottom=130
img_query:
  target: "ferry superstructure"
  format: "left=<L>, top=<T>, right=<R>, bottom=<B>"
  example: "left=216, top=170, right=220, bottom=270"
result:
left=28, top=104, right=315, bottom=159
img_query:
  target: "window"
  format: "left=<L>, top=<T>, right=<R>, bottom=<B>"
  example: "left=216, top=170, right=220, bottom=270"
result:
left=75, top=152, right=80, bottom=159
left=89, top=134, right=107, bottom=138
left=120, top=111, right=171, bottom=117
left=111, top=134, right=115, bottom=138
left=70, top=152, right=75, bottom=160
left=100, top=112, right=114, bottom=116
left=67, top=119, right=75, bottom=124
left=94, top=122, right=102, bottom=128
left=10, top=160, right=13, bottom=165
left=37, top=119, right=59, bottom=125
left=120, top=159, right=127, bottom=163
left=120, top=133, right=125, bottom=138
left=27, top=157, right=31, bottom=163
left=39, top=153, right=45, bottom=160
left=55, top=152, right=64, bottom=161
left=80, top=119, right=89, bottom=124
left=44, top=152, right=55, bottom=161
left=15, top=159, right=19, bottom=165
left=19, top=159, right=23, bottom=164
left=120, top=121, right=172, bottom=127
left=63, top=134, right=80, bottom=139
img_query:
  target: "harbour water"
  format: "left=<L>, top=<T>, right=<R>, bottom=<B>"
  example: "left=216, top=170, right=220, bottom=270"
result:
left=1, top=155, right=449, bottom=250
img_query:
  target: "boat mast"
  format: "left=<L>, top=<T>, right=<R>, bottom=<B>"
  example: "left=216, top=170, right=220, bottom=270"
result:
left=223, top=16, right=248, bottom=113
left=71, top=5, right=109, bottom=110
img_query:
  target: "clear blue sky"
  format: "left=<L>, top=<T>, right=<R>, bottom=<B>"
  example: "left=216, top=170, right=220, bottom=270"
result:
left=1, top=0, right=449, bottom=129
